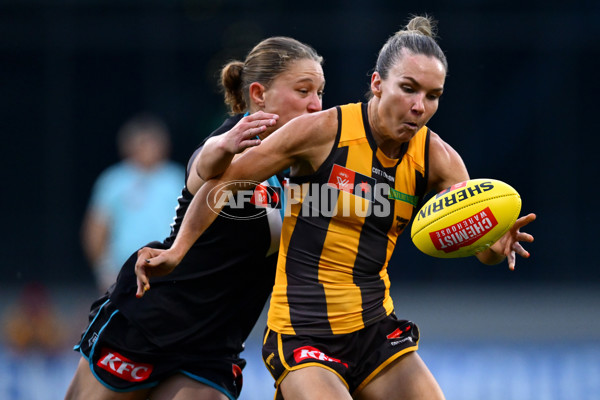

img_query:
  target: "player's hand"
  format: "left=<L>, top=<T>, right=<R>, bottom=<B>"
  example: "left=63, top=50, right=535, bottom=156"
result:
left=223, top=111, right=279, bottom=154
left=134, top=247, right=182, bottom=298
left=490, top=213, right=536, bottom=270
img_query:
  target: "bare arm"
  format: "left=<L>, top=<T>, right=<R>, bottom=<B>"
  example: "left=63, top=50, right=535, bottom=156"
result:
left=196, top=111, right=279, bottom=181
left=427, top=131, right=535, bottom=269
left=135, top=109, right=338, bottom=296
left=427, top=130, right=470, bottom=194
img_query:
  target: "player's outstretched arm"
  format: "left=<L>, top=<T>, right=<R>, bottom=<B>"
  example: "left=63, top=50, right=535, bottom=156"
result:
left=134, top=111, right=336, bottom=298
left=426, top=131, right=536, bottom=269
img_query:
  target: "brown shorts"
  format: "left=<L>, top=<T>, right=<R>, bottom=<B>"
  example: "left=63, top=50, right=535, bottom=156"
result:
left=261, top=313, right=419, bottom=396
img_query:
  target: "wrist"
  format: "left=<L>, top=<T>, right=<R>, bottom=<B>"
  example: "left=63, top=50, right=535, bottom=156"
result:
left=217, top=135, right=236, bottom=156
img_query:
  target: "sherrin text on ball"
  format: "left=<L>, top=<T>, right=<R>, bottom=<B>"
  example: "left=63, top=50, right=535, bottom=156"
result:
left=411, top=179, right=521, bottom=258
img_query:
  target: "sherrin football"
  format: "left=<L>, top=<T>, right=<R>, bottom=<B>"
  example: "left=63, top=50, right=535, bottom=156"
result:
left=411, top=179, right=521, bottom=258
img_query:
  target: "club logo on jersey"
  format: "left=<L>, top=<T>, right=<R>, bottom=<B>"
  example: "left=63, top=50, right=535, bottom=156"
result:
left=327, top=164, right=376, bottom=200
left=429, top=207, right=499, bottom=253
left=96, top=348, right=153, bottom=382
left=293, top=346, right=348, bottom=367
left=207, top=179, right=282, bottom=220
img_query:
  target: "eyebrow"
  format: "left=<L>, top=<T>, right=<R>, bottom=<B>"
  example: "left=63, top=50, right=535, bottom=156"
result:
left=404, top=76, right=443, bottom=92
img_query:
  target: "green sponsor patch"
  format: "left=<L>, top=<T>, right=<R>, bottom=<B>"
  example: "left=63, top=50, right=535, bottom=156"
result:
left=388, top=188, right=418, bottom=206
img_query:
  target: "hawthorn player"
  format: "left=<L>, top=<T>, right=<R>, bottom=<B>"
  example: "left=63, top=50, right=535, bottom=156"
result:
left=138, top=15, right=536, bottom=400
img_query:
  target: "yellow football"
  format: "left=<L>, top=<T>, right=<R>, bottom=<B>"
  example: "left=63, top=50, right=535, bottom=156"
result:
left=411, top=179, right=521, bottom=258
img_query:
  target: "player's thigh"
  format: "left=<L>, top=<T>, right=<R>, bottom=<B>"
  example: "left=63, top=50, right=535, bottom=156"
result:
left=64, top=357, right=151, bottom=400
left=354, top=352, right=445, bottom=400
left=280, top=366, right=352, bottom=400
left=148, top=373, right=229, bottom=400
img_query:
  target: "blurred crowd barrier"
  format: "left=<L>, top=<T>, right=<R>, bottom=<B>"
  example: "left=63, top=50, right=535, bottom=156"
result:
left=1, top=340, right=598, bottom=400
left=1, top=282, right=598, bottom=400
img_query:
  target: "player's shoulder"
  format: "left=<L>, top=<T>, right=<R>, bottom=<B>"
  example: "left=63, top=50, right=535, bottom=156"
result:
left=428, top=129, right=461, bottom=166
left=427, top=129, right=469, bottom=192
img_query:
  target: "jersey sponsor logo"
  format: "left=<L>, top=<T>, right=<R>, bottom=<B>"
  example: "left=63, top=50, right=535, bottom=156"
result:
left=417, top=181, right=494, bottom=222
left=96, top=347, right=153, bottom=382
left=429, top=207, right=499, bottom=253
left=207, top=180, right=282, bottom=220
left=388, top=187, right=419, bottom=206
left=293, top=346, right=348, bottom=368
left=327, top=164, right=376, bottom=200
left=371, top=166, right=395, bottom=182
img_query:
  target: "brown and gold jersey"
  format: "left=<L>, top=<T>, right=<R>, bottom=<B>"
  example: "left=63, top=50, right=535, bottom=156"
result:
left=267, top=102, right=429, bottom=335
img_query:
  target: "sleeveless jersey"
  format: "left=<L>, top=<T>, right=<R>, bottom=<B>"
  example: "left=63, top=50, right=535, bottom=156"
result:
left=267, top=102, right=429, bottom=335
left=109, top=114, right=283, bottom=354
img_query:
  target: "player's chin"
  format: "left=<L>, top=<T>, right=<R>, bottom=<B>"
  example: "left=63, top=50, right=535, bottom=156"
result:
left=393, top=128, right=417, bottom=143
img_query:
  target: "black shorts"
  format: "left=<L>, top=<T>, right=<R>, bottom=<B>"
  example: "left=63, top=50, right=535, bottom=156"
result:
left=74, top=295, right=244, bottom=399
left=262, top=314, right=419, bottom=397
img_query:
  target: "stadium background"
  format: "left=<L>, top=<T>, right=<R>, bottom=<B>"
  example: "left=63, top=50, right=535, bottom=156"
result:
left=1, top=0, right=598, bottom=399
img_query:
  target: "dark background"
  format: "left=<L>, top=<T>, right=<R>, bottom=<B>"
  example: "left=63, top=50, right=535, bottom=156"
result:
left=2, top=0, right=598, bottom=287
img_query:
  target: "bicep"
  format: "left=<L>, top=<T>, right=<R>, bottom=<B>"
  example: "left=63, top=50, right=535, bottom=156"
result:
left=223, top=133, right=299, bottom=183
left=427, top=131, right=470, bottom=193
left=222, top=111, right=336, bottom=183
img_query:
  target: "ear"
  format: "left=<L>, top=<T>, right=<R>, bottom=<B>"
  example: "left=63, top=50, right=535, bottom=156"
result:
left=249, top=82, right=266, bottom=108
left=370, top=72, right=382, bottom=98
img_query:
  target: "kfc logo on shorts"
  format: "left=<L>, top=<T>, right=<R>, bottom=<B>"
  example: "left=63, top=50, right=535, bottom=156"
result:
left=293, top=346, right=348, bottom=367
left=97, top=348, right=153, bottom=382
